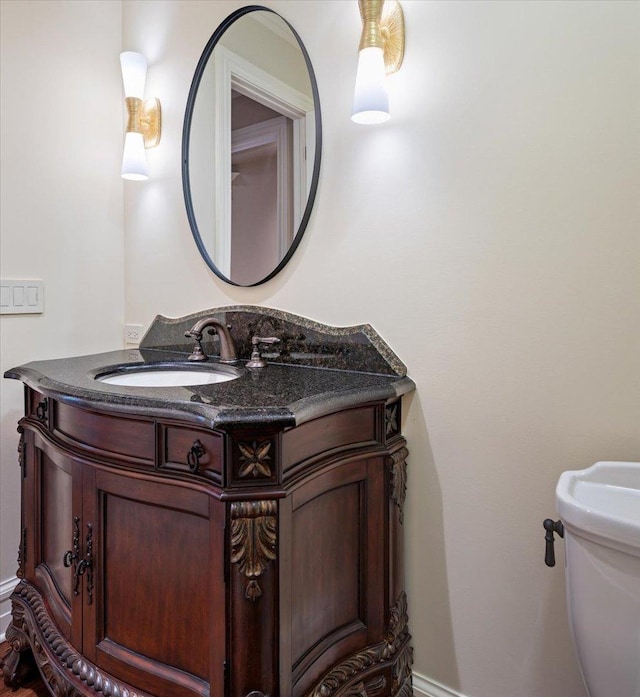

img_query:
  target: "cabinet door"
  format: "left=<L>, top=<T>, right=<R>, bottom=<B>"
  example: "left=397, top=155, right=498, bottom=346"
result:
left=82, top=467, right=225, bottom=697
left=282, top=456, right=386, bottom=696
left=31, top=431, right=84, bottom=650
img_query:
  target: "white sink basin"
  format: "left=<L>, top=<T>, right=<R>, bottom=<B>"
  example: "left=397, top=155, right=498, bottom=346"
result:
left=97, top=367, right=239, bottom=387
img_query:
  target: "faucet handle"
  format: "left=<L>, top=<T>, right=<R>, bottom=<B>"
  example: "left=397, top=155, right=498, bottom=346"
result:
left=246, top=336, right=281, bottom=369
left=185, top=329, right=208, bottom=361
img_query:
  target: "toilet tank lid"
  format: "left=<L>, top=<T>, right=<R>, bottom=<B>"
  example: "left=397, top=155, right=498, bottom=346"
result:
left=556, top=461, right=640, bottom=556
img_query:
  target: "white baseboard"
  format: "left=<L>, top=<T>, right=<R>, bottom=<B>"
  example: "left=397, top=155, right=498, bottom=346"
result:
left=413, top=671, right=469, bottom=697
left=1, top=575, right=19, bottom=642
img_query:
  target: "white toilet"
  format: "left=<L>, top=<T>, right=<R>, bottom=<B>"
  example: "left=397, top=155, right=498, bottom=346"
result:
left=556, top=461, right=640, bottom=697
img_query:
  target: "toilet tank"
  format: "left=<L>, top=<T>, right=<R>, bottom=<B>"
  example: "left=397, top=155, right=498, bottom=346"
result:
left=556, top=461, right=640, bottom=697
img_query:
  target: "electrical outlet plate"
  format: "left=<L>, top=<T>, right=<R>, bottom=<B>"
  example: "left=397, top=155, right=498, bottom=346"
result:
left=124, top=324, right=144, bottom=346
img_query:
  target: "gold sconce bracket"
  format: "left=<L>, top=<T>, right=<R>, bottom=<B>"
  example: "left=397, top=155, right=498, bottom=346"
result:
left=125, top=96, right=162, bottom=149
left=381, top=0, right=404, bottom=74
left=358, top=0, right=405, bottom=75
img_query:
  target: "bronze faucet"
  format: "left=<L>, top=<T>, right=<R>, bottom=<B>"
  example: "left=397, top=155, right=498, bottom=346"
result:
left=184, top=318, right=238, bottom=363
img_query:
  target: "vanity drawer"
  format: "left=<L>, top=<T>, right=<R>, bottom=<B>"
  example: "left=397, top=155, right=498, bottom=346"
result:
left=281, top=406, right=378, bottom=472
left=160, top=425, right=223, bottom=482
left=52, top=402, right=155, bottom=465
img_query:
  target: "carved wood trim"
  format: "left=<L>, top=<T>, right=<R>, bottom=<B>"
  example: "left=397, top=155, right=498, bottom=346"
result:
left=17, top=424, right=25, bottom=472
left=392, top=676, right=413, bottom=697
left=384, top=402, right=400, bottom=441
left=387, top=447, right=408, bottom=524
left=230, top=500, right=277, bottom=602
left=2, top=623, right=32, bottom=687
left=16, top=427, right=25, bottom=578
left=237, top=440, right=273, bottom=479
left=17, top=528, right=26, bottom=580
left=342, top=675, right=387, bottom=697
left=392, top=645, right=413, bottom=696
left=8, top=581, right=151, bottom=697
left=307, top=591, right=413, bottom=697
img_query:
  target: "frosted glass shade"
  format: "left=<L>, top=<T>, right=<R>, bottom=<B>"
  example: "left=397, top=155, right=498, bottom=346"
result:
left=121, top=132, right=149, bottom=181
left=351, top=47, right=390, bottom=125
left=120, top=51, right=147, bottom=99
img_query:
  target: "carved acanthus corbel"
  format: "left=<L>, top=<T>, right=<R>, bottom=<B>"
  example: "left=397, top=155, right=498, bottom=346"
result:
left=387, top=447, right=408, bottom=523
left=230, top=500, right=277, bottom=601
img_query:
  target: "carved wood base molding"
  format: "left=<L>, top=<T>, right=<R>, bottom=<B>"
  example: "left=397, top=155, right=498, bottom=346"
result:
left=4, top=581, right=151, bottom=697
left=2, top=615, right=34, bottom=687
left=307, top=592, right=414, bottom=697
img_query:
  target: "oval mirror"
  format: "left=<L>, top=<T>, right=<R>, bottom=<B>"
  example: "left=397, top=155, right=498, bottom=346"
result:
left=182, top=7, right=322, bottom=287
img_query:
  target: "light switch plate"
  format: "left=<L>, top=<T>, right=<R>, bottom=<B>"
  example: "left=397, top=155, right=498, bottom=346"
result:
left=0, top=280, right=44, bottom=314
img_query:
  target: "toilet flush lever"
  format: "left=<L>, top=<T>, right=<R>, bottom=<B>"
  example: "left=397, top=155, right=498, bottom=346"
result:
left=543, top=518, right=564, bottom=567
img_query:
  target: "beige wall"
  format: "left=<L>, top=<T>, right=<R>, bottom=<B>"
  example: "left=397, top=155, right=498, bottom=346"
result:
left=123, top=2, right=639, bottom=696
left=0, top=2, right=638, bottom=697
left=0, top=0, right=124, bottom=634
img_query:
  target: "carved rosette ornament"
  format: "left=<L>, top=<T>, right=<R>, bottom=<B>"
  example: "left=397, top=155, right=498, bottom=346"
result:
left=230, top=501, right=277, bottom=601
left=308, top=591, right=413, bottom=697
left=5, top=582, right=149, bottom=696
left=237, top=440, right=273, bottom=478
left=385, top=403, right=400, bottom=440
left=387, top=447, right=408, bottom=524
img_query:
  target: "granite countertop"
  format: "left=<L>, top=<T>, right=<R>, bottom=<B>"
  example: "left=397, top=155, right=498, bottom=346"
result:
left=4, top=349, right=414, bottom=431
left=4, top=307, right=415, bottom=430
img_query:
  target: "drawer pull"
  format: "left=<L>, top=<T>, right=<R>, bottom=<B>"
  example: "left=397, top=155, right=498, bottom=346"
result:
left=35, top=400, right=48, bottom=422
left=187, top=440, right=206, bottom=473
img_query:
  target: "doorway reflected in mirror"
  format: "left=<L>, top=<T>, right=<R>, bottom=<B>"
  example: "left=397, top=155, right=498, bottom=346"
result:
left=231, top=92, right=293, bottom=285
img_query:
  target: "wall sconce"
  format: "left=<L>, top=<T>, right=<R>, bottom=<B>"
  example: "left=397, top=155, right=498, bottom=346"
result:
left=352, top=0, right=405, bottom=125
left=120, top=51, right=161, bottom=181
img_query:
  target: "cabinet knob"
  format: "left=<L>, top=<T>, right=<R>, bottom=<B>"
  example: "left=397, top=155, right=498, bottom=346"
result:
left=187, top=440, right=206, bottom=473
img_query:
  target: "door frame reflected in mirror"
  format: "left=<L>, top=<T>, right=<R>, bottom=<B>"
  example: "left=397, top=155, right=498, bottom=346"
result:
left=212, top=45, right=314, bottom=278
left=231, top=115, right=291, bottom=282
left=182, top=6, right=322, bottom=287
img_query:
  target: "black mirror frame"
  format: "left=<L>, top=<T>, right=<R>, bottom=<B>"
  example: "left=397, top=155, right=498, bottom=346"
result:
left=182, top=5, right=322, bottom=287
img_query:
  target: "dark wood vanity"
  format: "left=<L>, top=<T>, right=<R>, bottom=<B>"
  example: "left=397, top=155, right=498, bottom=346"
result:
left=2, top=307, right=414, bottom=697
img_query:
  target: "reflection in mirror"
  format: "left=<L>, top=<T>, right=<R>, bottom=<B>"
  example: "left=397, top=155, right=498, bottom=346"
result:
left=183, top=8, right=321, bottom=286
